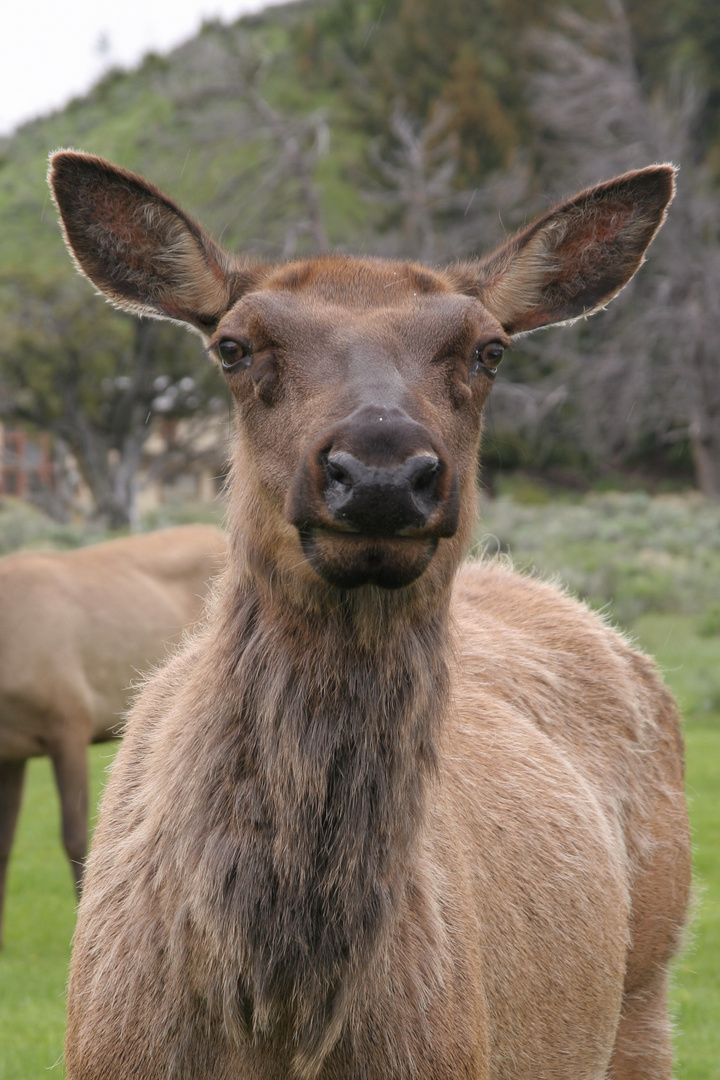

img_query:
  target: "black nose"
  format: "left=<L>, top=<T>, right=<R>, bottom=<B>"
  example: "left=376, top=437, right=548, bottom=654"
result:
left=322, top=450, right=442, bottom=536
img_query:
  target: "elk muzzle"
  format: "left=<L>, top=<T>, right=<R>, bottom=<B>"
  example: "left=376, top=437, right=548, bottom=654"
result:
left=286, top=405, right=459, bottom=589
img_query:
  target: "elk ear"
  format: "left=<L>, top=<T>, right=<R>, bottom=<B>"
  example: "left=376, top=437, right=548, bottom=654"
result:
left=48, top=151, right=259, bottom=335
left=462, top=165, right=676, bottom=335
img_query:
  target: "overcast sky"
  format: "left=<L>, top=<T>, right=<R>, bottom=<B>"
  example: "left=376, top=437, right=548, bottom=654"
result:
left=0, top=0, right=299, bottom=135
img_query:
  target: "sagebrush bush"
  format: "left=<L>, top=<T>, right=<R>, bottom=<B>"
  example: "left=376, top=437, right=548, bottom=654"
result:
left=0, top=497, right=97, bottom=553
left=477, top=491, right=720, bottom=627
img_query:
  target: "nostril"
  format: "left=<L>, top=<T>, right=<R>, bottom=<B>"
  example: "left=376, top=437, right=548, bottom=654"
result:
left=322, top=451, right=368, bottom=523
left=323, top=451, right=355, bottom=488
left=406, top=454, right=441, bottom=495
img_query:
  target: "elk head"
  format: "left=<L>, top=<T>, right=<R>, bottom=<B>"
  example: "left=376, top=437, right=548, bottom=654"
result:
left=49, top=153, right=674, bottom=592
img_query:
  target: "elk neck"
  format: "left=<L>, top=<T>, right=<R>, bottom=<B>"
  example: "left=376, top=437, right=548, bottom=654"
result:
left=200, top=469, right=455, bottom=1066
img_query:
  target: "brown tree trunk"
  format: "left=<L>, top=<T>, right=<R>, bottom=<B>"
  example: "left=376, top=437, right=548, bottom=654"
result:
left=688, top=338, right=720, bottom=499
left=59, top=321, right=160, bottom=527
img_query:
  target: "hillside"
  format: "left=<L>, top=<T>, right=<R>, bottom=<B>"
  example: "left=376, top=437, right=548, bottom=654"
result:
left=0, top=0, right=381, bottom=281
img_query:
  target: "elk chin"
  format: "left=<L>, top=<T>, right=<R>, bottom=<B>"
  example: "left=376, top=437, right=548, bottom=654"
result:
left=299, top=529, right=439, bottom=590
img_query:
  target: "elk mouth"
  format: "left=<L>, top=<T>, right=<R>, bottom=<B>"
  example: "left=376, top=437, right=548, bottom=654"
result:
left=298, top=528, right=439, bottom=589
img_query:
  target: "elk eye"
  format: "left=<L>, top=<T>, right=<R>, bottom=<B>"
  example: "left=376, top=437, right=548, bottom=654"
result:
left=470, top=342, right=505, bottom=376
left=217, top=339, right=251, bottom=370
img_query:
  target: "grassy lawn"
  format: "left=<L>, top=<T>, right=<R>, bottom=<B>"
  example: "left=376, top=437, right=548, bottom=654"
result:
left=0, top=491, right=718, bottom=1077
left=672, top=724, right=720, bottom=1079
left=0, top=743, right=117, bottom=1080
left=633, top=616, right=720, bottom=1080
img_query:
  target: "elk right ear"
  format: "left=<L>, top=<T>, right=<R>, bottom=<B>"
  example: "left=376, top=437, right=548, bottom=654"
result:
left=48, top=151, right=259, bottom=335
left=459, top=165, right=676, bottom=335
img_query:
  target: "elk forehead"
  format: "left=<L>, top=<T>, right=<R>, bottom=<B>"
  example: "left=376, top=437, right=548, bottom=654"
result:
left=259, top=255, right=455, bottom=303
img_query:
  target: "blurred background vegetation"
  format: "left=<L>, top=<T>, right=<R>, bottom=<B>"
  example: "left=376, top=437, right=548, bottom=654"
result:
left=0, top=0, right=718, bottom=1077
left=2, top=0, right=720, bottom=523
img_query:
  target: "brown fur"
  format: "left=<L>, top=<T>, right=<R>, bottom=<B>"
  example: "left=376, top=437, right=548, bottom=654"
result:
left=0, top=524, right=226, bottom=944
left=48, top=153, right=690, bottom=1079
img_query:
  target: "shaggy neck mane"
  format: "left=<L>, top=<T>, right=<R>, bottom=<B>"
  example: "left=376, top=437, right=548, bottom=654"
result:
left=189, top=508, right=452, bottom=1070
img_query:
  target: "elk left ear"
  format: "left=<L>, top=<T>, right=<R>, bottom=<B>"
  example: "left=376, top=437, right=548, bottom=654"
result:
left=461, top=165, right=676, bottom=336
left=48, top=151, right=261, bottom=336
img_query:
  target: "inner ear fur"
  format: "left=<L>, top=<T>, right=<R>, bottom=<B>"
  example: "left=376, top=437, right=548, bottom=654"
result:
left=455, top=165, right=676, bottom=335
left=48, top=151, right=262, bottom=334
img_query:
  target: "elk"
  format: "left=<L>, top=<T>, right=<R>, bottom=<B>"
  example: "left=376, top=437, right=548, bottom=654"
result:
left=0, top=524, right=226, bottom=945
left=49, top=151, right=691, bottom=1080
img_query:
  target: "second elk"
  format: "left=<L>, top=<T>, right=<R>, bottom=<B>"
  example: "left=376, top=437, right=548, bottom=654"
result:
left=0, top=524, right=225, bottom=945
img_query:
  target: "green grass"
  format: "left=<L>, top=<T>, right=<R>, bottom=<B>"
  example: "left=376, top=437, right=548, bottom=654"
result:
left=631, top=615, right=720, bottom=1080
left=671, top=726, right=720, bottom=1079
left=0, top=743, right=118, bottom=1080
left=0, top=492, right=718, bottom=1077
